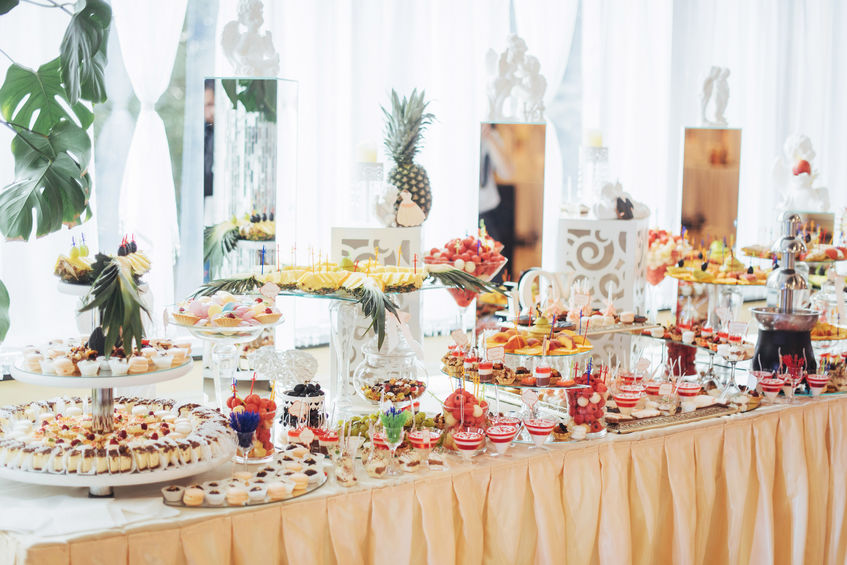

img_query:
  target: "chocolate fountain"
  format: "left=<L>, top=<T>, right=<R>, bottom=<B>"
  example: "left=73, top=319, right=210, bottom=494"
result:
left=751, top=212, right=819, bottom=373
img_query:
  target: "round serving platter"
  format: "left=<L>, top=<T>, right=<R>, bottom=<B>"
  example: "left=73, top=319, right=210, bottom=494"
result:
left=10, top=359, right=193, bottom=389
left=163, top=472, right=328, bottom=509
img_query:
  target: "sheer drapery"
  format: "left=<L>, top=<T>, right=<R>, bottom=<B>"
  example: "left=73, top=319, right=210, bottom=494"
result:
left=113, top=0, right=188, bottom=330
left=581, top=0, right=847, bottom=244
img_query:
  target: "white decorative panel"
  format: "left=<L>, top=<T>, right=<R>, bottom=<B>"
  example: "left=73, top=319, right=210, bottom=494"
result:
left=330, top=227, right=423, bottom=379
left=556, top=216, right=649, bottom=313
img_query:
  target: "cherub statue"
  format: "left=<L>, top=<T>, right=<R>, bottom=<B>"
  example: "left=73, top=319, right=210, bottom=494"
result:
left=712, top=68, right=730, bottom=126
left=772, top=134, right=830, bottom=212
left=221, top=0, right=280, bottom=77
left=486, top=34, right=546, bottom=122
left=700, top=66, right=720, bottom=125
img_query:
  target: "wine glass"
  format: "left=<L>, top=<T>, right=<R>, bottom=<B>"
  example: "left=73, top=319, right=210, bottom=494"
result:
left=381, top=425, right=405, bottom=475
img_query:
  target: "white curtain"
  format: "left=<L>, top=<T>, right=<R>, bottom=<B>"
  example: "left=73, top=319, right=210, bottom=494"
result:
left=582, top=0, right=847, bottom=245
left=113, top=0, right=188, bottom=329
left=0, top=4, right=98, bottom=347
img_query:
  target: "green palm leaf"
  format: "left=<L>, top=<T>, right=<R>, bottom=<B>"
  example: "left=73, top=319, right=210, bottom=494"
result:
left=80, top=256, right=147, bottom=354
left=203, top=219, right=239, bottom=278
left=353, top=281, right=399, bottom=349
left=192, top=275, right=262, bottom=298
left=426, top=267, right=503, bottom=295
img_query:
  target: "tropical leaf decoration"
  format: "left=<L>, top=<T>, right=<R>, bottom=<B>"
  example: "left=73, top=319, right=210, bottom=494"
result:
left=192, top=275, right=263, bottom=298
left=80, top=254, right=147, bottom=355
left=203, top=218, right=240, bottom=278
left=0, top=58, right=94, bottom=135
left=0, top=120, right=92, bottom=239
left=353, top=281, right=399, bottom=349
left=220, top=78, right=277, bottom=123
left=60, top=0, right=111, bottom=105
left=0, top=0, right=111, bottom=241
left=0, top=279, right=9, bottom=343
left=426, top=266, right=504, bottom=295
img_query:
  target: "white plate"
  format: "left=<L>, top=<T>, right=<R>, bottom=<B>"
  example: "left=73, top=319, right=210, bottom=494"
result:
left=56, top=281, right=91, bottom=296
left=0, top=444, right=235, bottom=488
left=10, top=359, right=193, bottom=388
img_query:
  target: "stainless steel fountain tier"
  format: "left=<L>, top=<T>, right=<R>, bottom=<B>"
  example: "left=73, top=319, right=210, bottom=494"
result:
left=753, top=212, right=819, bottom=372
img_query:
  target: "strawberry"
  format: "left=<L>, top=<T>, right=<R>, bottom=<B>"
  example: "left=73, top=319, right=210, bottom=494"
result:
left=825, top=248, right=839, bottom=260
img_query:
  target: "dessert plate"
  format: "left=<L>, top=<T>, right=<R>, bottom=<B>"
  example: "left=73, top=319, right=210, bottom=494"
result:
left=11, top=359, right=193, bottom=388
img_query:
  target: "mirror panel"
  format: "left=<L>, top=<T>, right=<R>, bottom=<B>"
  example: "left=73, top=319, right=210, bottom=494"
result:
left=478, top=122, right=546, bottom=282
left=680, top=127, right=742, bottom=246
left=203, top=77, right=298, bottom=280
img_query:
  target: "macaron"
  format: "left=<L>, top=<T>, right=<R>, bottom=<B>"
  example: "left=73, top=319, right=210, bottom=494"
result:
left=226, top=486, right=248, bottom=506
left=289, top=473, right=309, bottom=490
left=267, top=481, right=294, bottom=501
left=182, top=487, right=204, bottom=507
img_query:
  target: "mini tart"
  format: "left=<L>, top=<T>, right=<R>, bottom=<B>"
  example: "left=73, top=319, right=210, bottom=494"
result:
left=255, top=312, right=281, bottom=325
left=212, top=314, right=242, bottom=327
left=172, top=312, right=200, bottom=326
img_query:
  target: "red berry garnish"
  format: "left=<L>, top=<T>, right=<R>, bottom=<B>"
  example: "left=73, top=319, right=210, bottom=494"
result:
left=151, top=432, right=159, bottom=440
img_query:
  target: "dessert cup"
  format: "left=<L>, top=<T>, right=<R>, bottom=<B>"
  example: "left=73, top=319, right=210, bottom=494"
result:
left=759, top=377, right=784, bottom=403
left=806, top=374, right=829, bottom=397
left=486, top=425, right=519, bottom=456
left=452, top=430, right=484, bottom=463
left=523, top=418, right=555, bottom=449
left=613, top=392, right=641, bottom=416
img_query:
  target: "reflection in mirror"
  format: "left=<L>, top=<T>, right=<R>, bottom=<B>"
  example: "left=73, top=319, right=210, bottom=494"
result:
left=680, top=127, right=741, bottom=245
left=478, top=122, right=546, bottom=282
left=203, top=77, right=297, bottom=281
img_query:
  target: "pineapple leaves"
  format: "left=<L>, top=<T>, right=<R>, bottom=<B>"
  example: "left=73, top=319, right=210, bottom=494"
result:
left=381, top=89, right=434, bottom=164
left=353, top=283, right=399, bottom=349
left=192, top=275, right=262, bottom=298
left=203, top=219, right=240, bottom=278
left=80, top=256, right=148, bottom=355
left=0, top=278, right=9, bottom=343
left=426, top=268, right=504, bottom=295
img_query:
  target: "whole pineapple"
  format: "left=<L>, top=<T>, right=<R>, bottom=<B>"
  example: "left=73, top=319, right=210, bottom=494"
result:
left=382, top=89, right=435, bottom=222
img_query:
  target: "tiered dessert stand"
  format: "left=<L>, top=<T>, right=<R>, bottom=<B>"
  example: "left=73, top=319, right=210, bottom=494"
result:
left=7, top=360, right=235, bottom=497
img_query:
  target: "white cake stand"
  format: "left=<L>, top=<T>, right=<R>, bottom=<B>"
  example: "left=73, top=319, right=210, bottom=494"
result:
left=0, top=446, right=235, bottom=492
left=6, top=359, right=220, bottom=497
left=167, top=314, right=283, bottom=411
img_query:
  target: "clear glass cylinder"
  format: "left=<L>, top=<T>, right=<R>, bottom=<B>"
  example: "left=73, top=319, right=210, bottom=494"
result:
left=577, top=146, right=610, bottom=204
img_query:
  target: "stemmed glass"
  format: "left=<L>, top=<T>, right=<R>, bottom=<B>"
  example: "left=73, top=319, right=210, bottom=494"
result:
left=379, top=407, right=408, bottom=475
left=452, top=428, right=484, bottom=463
left=439, top=257, right=507, bottom=332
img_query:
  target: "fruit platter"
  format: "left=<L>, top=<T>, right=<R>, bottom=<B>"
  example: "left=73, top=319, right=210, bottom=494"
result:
left=54, top=236, right=151, bottom=287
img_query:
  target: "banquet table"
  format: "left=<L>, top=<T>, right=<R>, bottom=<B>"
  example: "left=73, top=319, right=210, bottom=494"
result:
left=2, top=394, right=847, bottom=565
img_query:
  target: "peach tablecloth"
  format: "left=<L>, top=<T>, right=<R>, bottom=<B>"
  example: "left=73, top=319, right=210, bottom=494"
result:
left=4, top=395, right=847, bottom=565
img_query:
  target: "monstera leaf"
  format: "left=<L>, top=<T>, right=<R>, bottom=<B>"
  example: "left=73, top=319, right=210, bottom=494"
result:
left=60, top=0, right=111, bottom=105
left=0, top=0, right=18, bottom=16
left=0, top=120, right=91, bottom=240
left=0, top=279, right=8, bottom=343
left=0, top=58, right=93, bottom=134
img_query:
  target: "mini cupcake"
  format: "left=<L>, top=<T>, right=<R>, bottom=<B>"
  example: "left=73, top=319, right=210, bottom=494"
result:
left=38, top=358, right=57, bottom=375
left=151, top=355, right=171, bottom=370
left=109, top=359, right=129, bottom=375
left=77, top=360, right=100, bottom=377
left=248, top=484, right=268, bottom=503
left=53, top=358, right=75, bottom=376
left=24, top=353, right=42, bottom=371
left=205, top=489, right=225, bottom=506
left=161, top=485, right=184, bottom=503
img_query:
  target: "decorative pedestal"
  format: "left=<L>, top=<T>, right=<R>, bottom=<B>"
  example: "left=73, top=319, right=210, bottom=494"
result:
left=330, top=227, right=423, bottom=410
left=556, top=215, right=649, bottom=312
